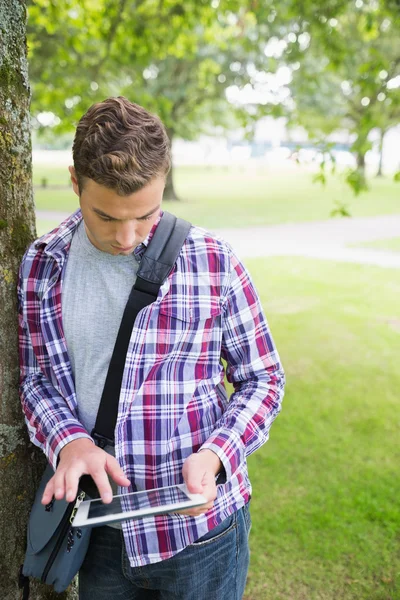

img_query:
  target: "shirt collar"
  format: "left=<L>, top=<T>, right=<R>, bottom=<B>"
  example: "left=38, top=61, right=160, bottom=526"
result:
left=34, top=208, right=82, bottom=261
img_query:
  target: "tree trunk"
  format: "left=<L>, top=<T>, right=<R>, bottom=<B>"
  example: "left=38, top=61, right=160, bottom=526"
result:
left=356, top=152, right=367, bottom=188
left=0, top=2, right=75, bottom=598
left=163, top=128, right=180, bottom=201
left=376, top=128, right=384, bottom=177
left=356, top=151, right=366, bottom=173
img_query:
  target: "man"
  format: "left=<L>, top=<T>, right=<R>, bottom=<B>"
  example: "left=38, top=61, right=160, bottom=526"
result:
left=18, top=96, right=285, bottom=600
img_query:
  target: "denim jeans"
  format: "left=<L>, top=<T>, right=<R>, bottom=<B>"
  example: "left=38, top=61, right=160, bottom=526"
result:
left=79, top=503, right=252, bottom=600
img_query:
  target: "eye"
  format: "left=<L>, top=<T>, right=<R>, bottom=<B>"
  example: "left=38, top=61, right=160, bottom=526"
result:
left=97, top=213, right=154, bottom=222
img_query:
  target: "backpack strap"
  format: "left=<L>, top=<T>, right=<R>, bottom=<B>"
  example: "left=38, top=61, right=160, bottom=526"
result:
left=18, top=565, right=30, bottom=600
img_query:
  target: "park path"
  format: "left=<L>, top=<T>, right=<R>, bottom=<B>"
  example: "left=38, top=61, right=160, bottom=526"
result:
left=36, top=211, right=400, bottom=269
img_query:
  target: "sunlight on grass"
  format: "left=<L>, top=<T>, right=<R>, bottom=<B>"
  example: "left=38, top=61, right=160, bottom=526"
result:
left=349, top=237, right=400, bottom=253
left=237, top=257, right=400, bottom=599
left=35, top=220, right=63, bottom=237
left=33, top=165, right=400, bottom=229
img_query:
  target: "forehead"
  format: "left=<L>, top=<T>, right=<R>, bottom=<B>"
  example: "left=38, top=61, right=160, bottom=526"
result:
left=82, top=177, right=165, bottom=219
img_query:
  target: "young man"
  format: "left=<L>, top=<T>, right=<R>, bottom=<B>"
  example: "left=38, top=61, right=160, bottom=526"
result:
left=18, top=96, right=285, bottom=599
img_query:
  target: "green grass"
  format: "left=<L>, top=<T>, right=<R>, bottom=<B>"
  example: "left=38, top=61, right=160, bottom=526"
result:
left=33, top=165, right=400, bottom=229
left=230, top=257, right=400, bottom=600
left=36, top=219, right=63, bottom=237
left=350, top=238, right=400, bottom=253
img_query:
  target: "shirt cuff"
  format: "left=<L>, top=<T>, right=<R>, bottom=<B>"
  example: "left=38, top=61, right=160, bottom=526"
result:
left=199, top=427, right=245, bottom=484
left=46, top=424, right=94, bottom=471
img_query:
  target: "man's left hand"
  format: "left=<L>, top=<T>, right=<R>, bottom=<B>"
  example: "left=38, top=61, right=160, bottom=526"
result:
left=177, top=449, right=223, bottom=517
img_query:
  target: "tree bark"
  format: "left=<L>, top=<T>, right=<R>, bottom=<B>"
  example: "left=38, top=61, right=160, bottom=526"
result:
left=0, top=2, right=75, bottom=598
left=376, top=128, right=385, bottom=177
left=164, top=128, right=180, bottom=201
left=356, top=151, right=366, bottom=173
left=356, top=152, right=367, bottom=188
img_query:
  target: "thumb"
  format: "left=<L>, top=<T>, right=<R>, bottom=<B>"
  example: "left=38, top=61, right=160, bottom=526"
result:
left=184, top=463, right=204, bottom=494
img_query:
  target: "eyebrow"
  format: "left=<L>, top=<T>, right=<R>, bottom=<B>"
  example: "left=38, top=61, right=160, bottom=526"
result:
left=92, top=205, right=160, bottom=221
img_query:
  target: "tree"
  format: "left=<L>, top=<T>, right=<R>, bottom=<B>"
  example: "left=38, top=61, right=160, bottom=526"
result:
left=25, top=0, right=293, bottom=199
left=26, top=0, right=221, bottom=199
left=289, top=0, right=400, bottom=194
left=0, top=1, right=74, bottom=597
left=77, top=5, right=287, bottom=200
left=26, top=0, right=400, bottom=205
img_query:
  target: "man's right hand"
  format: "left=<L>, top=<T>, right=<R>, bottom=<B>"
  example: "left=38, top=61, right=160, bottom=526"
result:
left=41, top=438, right=131, bottom=505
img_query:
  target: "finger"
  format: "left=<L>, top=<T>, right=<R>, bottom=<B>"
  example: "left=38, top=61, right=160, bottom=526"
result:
left=65, top=468, right=81, bottom=503
left=41, top=477, right=55, bottom=505
left=105, top=456, right=130, bottom=487
left=175, top=501, right=214, bottom=517
left=90, top=468, right=114, bottom=503
left=176, top=509, right=211, bottom=517
left=52, top=470, right=67, bottom=501
left=189, top=481, right=216, bottom=504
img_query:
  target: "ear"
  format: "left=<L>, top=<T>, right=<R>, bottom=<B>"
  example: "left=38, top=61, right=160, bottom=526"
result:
left=68, top=165, right=80, bottom=197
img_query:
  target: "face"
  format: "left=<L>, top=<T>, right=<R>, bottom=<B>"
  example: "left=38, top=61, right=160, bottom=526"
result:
left=68, top=166, right=165, bottom=255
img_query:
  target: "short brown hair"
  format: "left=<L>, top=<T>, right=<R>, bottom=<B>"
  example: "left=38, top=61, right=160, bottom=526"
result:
left=72, top=96, right=171, bottom=195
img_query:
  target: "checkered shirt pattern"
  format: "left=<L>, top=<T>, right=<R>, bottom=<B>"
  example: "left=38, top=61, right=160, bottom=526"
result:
left=17, top=209, right=285, bottom=567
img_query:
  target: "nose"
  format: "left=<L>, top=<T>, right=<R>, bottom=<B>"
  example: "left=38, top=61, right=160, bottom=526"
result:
left=115, top=221, right=138, bottom=249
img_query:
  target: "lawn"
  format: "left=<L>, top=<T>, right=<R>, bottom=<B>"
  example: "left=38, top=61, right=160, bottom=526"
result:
left=235, top=256, right=400, bottom=600
left=350, top=238, right=400, bottom=253
left=36, top=219, right=63, bottom=237
left=33, top=164, right=400, bottom=230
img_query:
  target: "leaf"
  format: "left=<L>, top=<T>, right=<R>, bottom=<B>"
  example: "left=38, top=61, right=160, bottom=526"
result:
left=312, top=172, right=326, bottom=186
left=330, top=201, right=351, bottom=217
left=345, top=168, right=369, bottom=196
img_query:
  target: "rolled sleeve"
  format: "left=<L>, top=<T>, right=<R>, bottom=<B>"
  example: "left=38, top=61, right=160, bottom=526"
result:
left=199, top=247, right=285, bottom=482
left=18, top=262, right=93, bottom=471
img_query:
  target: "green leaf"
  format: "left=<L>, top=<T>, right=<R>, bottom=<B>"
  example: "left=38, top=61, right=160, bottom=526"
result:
left=312, top=172, right=326, bottom=186
left=345, top=168, right=369, bottom=196
left=330, top=201, right=352, bottom=217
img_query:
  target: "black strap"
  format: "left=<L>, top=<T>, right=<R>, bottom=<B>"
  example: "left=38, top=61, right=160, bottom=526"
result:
left=91, top=211, right=191, bottom=447
left=18, top=565, right=30, bottom=600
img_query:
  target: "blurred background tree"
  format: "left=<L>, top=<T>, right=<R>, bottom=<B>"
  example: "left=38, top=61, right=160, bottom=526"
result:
left=289, top=1, right=400, bottom=198
left=26, top=0, right=400, bottom=200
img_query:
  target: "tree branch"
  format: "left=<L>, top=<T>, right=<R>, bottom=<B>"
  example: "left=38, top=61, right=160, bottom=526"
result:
left=88, top=0, right=130, bottom=81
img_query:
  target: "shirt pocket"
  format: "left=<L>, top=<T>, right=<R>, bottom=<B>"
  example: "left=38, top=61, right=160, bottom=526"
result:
left=156, top=296, right=222, bottom=358
left=158, top=296, right=222, bottom=322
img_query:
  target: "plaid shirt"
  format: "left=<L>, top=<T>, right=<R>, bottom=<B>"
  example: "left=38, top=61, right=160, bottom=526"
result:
left=18, top=208, right=285, bottom=567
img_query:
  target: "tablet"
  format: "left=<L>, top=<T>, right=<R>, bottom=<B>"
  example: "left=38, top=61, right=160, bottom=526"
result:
left=72, top=483, right=207, bottom=528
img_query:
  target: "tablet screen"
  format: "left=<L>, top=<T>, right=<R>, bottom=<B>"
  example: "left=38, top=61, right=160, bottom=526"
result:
left=88, top=486, right=191, bottom=520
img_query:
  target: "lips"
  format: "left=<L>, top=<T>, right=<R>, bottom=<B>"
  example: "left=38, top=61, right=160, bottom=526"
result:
left=113, top=245, right=134, bottom=252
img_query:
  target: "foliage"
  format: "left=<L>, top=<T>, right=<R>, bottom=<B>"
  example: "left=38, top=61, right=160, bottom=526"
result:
left=289, top=0, right=400, bottom=197
left=26, top=0, right=355, bottom=140
left=27, top=0, right=400, bottom=205
left=27, top=1, right=279, bottom=137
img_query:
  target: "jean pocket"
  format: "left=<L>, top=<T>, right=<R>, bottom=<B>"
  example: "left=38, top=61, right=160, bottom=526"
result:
left=190, top=512, right=237, bottom=547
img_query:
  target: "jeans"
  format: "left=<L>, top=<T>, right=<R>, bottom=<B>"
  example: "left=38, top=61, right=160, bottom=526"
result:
left=79, top=503, right=252, bottom=600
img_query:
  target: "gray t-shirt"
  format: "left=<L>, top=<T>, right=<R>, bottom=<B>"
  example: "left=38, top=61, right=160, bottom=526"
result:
left=62, top=220, right=139, bottom=529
